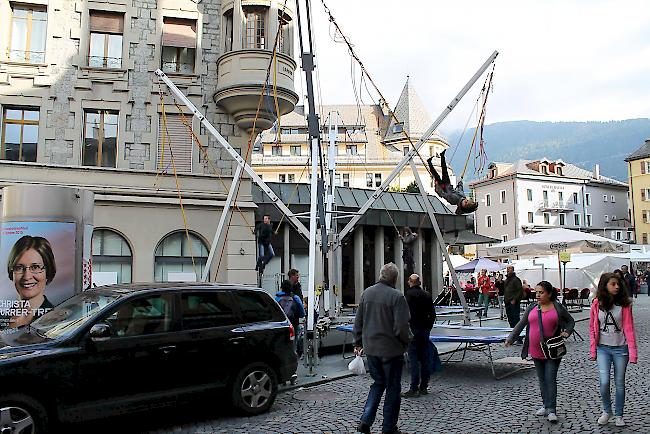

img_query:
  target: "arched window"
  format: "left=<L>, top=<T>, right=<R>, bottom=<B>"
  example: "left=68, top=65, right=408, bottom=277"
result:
left=92, top=229, right=133, bottom=284
left=154, top=231, right=209, bottom=282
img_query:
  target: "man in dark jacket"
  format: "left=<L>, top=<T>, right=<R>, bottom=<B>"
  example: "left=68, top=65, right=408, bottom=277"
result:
left=400, top=227, right=417, bottom=276
left=402, top=274, right=435, bottom=398
left=255, top=215, right=274, bottom=273
left=281, top=268, right=303, bottom=300
left=504, top=265, right=524, bottom=343
left=354, top=263, right=411, bottom=434
left=621, top=265, right=637, bottom=298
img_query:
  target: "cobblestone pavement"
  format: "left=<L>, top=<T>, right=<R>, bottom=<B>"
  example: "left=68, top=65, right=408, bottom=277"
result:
left=96, top=298, right=650, bottom=433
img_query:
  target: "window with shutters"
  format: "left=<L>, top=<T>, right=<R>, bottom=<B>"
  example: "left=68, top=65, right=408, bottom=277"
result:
left=2, top=107, right=39, bottom=162
left=84, top=110, right=118, bottom=167
left=88, top=11, right=124, bottom=68
left=242, top=6, right=267, bottom=49
left=9, top=5, right=47, bottom=63
left=162, top=18, right=197, bottom=74
left=157, top=114, right=193, bottom=173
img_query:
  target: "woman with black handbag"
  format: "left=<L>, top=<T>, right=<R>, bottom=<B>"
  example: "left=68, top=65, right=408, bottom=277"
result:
left=505, top=281, right=575, bottom=423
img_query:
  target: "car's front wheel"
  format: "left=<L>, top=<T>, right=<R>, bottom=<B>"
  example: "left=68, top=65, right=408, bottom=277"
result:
left=0, top=394, right=48, bottom=434
left=230, top=362, right=278, bottom=415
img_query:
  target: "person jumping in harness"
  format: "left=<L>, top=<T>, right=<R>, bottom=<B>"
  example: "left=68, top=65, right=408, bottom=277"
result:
left=427, top=150, right=478, bottom=215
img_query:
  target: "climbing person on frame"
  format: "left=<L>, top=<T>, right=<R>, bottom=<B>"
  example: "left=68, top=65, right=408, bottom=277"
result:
left=427, top=150, right=478, bottom=215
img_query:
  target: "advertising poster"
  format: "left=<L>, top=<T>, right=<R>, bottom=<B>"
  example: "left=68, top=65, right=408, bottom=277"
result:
left=83, top=224, right=94, bottom=290
left=0, top=221, right=76, bottom=330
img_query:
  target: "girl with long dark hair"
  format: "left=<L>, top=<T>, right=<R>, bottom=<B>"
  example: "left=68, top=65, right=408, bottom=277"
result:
left=506, top=281, right=575, bottom=423
left=590, top=273, right=638, bottom=427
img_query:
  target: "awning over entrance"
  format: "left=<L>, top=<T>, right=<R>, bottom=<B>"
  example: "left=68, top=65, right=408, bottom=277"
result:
left=252, top=183, right=468, bottom=234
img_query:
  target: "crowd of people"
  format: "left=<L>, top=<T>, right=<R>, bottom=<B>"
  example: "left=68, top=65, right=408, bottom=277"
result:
left=352, top=263, right=639, bottom=434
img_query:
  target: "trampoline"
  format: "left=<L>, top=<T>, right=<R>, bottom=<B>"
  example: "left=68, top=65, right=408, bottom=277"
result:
left=336, top=323, right=529, bottom=379
left=435, top=306, right=486, bottom=325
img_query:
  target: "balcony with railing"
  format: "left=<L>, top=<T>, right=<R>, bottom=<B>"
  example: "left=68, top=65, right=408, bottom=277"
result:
left=6, top=49, right=45, bottom=64
left=537, top=200, right=576, bottom=212
left=88, top=55, right=122, bottom=69
left=214, top=1, right=298, bottom=133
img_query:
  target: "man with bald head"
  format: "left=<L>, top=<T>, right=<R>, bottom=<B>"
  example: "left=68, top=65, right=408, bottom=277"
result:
left=504, top=265, right=524, bottom=344
left=402, top=274, right=435, bottom=398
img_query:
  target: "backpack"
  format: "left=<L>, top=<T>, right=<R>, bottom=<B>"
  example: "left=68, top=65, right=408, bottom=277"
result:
left=278, top=295, right=297, bottom=321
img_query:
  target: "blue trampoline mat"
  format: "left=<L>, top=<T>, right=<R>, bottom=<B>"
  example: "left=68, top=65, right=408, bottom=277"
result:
left=336, top=323, right=516, bottom=345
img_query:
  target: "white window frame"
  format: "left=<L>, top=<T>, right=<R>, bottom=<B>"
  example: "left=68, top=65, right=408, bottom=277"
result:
left=572, top=192, right=579, bottom=204
left=559, top=213, right=566, bottom=226
left=527, top=212, right=534, bottom=223
left=527, top=189, right=533, bottom=201
left=278, top=174, right=286, bottom=182
left=342, top=173, right=350, bottom=187
left=486, top=215, right=492, bottom=228
left=288, top=173, right=295, bottom=183
left=366, top=173, right=372, bottom=188
left=616, top=231, right=622, bottom=241
left=485, top=193, right=491, bottom=207
left=374, top=173, right=382, bottom=187
left=500, top=190, right=506, bottom=204
left=574, top=214, right=581, bottom=226
left=586, top=214, right=593, bottom=227
left=543, top=212, right=550, bottom=225
left=501, top=213, right=507, bottom=225
left=603, top=195, right=608, bottom=202
left=611, top=195, right=615, bottom=203
left=604, top=215, right=609, bottom=223
left=586, top=193, right=591, bottom=206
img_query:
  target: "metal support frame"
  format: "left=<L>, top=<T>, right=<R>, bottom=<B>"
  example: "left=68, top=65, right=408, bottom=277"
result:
left=409, top=160, right=471, bottom=325
left=154, top=69, right=310, bottom=242
left=336, top=51, right=498, bottom=246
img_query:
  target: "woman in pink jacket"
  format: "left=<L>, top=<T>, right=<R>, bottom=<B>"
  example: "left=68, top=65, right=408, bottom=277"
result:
left=590, top=272, right=638, bottom=427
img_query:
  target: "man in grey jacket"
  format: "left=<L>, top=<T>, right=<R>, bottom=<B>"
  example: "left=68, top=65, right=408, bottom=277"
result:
left=354, top=263, right=411, bottom=434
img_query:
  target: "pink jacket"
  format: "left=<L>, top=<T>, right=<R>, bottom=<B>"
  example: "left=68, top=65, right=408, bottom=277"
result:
left=589, top=299, right=638, bottom=363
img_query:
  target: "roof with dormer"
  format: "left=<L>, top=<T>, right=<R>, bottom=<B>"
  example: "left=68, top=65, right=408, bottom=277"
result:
left=383, top=77, right=439, bottom=143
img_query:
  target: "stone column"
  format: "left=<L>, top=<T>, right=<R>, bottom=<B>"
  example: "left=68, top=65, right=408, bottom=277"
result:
left=354, top=227, right=364, bottom=303
left=430, top=232, right=443, bottom=298
left=415, top=233, right=423, bottom=276
left=395, top=232, right=404, bottom=293
left=283, top=223, right=290, bottom=273
left=374, top=226, right=385, bottom=279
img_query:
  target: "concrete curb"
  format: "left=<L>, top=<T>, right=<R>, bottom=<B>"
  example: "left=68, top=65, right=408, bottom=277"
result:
left=279, top=372, right=355, bottom=393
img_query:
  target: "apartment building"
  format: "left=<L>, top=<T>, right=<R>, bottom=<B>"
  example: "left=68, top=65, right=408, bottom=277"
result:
left=625, top=138, right=650, bottom=243
left=470, top=158, right=631, bottom=256
left=0, top=0, right=299, bottom=284
left=252, top=79, right=454, bottom=195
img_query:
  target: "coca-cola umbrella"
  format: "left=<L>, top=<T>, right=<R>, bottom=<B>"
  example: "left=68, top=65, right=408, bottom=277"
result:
left=486, top=228, right=630, bottom=289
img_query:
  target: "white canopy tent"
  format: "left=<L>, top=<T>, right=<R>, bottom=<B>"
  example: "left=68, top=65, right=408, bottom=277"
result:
left=486, top=228, right=630, bottom=290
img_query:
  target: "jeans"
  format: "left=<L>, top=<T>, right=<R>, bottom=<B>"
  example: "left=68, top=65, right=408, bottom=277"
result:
left=361, top=355, right=404, bottom=432
left=408, top=328, right=431, bottom=391
left=498, top=296, right=505, bottom=319
left=477, top=293, right=490, bottom=316
left=505, top=302, right=522, bottom=342
left=597, top=344, right=629, bottom=416
left=533, top=358, right=561, bottom=413
left=256, top=242, right=275, bottom=270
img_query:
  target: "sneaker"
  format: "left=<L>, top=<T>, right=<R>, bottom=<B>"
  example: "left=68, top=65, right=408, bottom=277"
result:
left=547, top=413, right=558, bottom=423
left=615, top=416, right=625, bottom=427
left=535, top=406, right=547, bottom=416
left=418, top=387, right=429, bottom=396
left=357, top=422, right=371, bottom=434
left=597, top=412, right=610, bottom=425
left=401, top=389, right=419, bottom=398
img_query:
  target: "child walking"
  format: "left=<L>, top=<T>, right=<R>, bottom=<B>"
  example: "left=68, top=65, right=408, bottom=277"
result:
left=590, top=272, right=638, bottom=427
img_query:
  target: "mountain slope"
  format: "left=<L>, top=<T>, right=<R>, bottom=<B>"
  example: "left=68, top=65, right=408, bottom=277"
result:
left=444, top=119, right=650, bottom=183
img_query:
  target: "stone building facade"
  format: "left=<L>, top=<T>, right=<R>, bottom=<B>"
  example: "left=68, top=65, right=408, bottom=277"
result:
left=0, top=0, right=298, bottom=285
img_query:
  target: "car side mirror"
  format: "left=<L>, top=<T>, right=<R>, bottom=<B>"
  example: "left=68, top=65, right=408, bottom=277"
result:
left=89, top=322, right=112, bottom=342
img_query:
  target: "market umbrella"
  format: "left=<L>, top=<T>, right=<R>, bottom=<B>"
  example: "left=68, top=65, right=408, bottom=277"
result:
left=485, top=228, right=629, bottom=289
left=455, top=257, right=505, bottom=273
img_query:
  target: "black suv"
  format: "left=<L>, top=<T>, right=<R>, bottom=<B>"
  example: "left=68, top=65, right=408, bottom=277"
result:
left=0, top=283, right=297, bottom=432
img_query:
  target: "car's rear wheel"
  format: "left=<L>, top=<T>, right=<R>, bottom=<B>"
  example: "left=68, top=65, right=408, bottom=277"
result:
left=0, top=394, right=48, bottom=434
left=230, top=362, right=278, bottom=415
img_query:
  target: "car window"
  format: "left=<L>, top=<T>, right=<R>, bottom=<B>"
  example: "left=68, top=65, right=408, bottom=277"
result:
left=105, top=294, right=172, bottom=337
left=232, top=291, right=279, bottom=324
left=181, top=292, right=238, bottom=330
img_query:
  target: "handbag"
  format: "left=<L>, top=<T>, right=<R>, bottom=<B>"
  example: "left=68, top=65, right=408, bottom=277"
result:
left=537, top=305, right=567, bottom=360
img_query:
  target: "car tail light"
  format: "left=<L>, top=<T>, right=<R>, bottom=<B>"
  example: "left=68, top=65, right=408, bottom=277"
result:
left=289, top=324, right=295, bottom=341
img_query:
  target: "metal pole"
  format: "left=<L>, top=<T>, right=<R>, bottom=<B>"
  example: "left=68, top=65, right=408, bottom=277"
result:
left=154, top=69, right=311, bottom=240
left=409, top=160, right=471, bottom=325
left=324, top=111, right=338, bottom=314
left=336, top=51, right=499, bottom=246
left=202, top=164, right=244, bottom=282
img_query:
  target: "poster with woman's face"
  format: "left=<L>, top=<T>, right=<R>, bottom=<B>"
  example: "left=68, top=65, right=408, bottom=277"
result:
left=0, top=221, right=76, bottom=330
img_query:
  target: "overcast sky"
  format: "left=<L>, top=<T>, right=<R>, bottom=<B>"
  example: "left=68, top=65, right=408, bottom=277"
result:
left=295, top=0, right=650, bottom=134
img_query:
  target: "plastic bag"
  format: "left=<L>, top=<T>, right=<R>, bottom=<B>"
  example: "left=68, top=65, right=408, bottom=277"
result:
left=348, top=355, right=366, bottom=375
